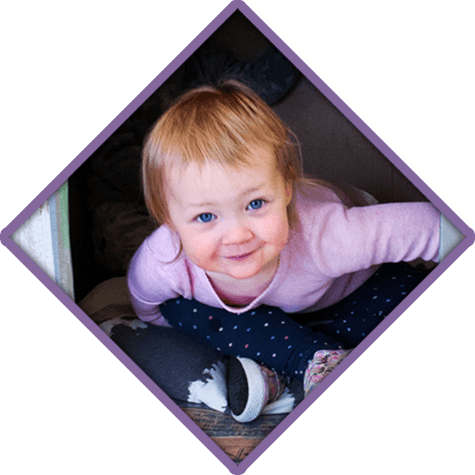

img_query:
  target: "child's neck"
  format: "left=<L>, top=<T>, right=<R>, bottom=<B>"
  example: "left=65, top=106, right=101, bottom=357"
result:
left=206, top=257, right=279, bottom=307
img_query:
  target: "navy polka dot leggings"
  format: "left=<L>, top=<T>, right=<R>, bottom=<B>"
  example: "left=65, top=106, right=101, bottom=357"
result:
left=159, top=262, right=431, bottom=381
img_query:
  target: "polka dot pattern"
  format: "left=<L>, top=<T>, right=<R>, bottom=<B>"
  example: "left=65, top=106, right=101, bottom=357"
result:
left=292, top=262, right=431, bottom=348
left=160, top=299, right=343, bottom=379
left=158, top=262, right=430, bottom=382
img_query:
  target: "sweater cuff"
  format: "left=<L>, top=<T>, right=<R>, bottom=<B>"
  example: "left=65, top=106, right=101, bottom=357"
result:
left=438, top=214, right=464, bottom=262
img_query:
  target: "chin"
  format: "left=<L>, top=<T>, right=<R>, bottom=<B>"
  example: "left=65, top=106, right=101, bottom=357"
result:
left=224, top=261, right=268, bottom=280
left=226, top=269, right=259, bottom=280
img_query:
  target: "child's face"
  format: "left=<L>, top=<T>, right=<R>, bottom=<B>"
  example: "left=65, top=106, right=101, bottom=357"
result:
left=166, top=148, right=292, bottom=281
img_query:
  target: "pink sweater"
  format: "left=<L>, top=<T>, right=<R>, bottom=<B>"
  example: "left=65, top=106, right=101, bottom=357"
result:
left=128, top=183, right=440, bottom=326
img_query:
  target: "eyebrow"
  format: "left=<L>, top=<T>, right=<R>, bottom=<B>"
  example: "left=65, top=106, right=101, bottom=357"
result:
left=186, top=184, right=266, bottom=209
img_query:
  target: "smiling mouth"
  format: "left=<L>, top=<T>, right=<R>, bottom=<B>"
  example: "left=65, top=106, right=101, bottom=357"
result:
left=226, top=250, right=256, bottom=261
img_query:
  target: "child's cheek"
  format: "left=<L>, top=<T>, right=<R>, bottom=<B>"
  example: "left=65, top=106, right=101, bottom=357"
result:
left=264, top=214, right=290, bottom=250
left=183, top=233, right=216, bottom=264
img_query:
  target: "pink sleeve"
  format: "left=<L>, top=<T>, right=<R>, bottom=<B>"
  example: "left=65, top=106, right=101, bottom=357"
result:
left=127, top=233, right=181, bottom=326
left=309, top=201, right=440, bottom=277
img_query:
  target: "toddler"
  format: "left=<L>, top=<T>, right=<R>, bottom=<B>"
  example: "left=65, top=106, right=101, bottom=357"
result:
left=128, top=80, right=443, bottom=422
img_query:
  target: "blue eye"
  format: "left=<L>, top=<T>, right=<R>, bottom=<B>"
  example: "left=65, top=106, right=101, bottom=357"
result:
left=196, top=213, right=215, bottom=223
left=247, top=199, right=264, bottom=210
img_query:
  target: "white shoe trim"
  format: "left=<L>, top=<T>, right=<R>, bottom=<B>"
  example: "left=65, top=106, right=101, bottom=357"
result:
left=231, top=357, right=267, bottom=423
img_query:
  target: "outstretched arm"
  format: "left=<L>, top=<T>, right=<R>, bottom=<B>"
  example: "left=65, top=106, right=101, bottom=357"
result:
left=309, top=201, right=441, bottom=277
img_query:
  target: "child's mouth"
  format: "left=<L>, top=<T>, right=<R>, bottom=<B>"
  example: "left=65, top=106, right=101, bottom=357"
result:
left=226, top=250, right=255, bottom=261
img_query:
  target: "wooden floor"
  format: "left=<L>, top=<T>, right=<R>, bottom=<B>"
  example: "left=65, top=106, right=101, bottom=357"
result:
left=179, top=403, right=287, bottom=463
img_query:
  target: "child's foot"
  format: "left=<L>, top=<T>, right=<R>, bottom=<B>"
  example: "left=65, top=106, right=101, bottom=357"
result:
left=303, top=349, right=350, bottom=396
left=227, top=357, right=286, bottom=423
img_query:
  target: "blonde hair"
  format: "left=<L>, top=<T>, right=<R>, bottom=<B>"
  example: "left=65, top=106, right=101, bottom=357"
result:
left=142, top=79, right=304, bottom=227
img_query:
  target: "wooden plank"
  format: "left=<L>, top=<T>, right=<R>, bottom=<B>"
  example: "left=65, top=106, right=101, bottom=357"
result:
left=180, top=405, right=287, bottom=463
left=180, top=406, right=287, bottom=438
left=212, top=437, right=262, bottom=463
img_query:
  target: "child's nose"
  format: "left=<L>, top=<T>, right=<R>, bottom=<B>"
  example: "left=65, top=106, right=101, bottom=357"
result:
left=222, top=219, right=253, bottom=245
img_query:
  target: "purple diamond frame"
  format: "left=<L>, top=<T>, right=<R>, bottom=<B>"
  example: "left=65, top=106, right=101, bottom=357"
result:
left=2, top=1, right=474, bottom=474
